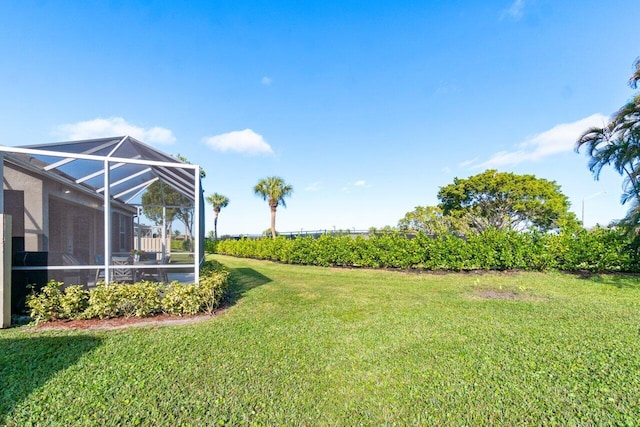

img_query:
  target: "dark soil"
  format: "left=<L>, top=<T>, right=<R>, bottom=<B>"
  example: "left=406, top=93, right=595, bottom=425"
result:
left=35, top=312, right=222, bottom=331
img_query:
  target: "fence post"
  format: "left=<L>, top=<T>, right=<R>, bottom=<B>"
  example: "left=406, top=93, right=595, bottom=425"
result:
left=1, top=214, right=12, bottom=328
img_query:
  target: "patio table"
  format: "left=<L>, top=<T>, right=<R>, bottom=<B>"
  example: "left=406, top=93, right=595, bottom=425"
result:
left=134, top=260, right=161, bottom=282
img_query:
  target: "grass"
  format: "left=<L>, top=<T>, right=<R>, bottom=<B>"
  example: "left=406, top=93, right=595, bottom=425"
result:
left=2, top=254, right=640, bottom=425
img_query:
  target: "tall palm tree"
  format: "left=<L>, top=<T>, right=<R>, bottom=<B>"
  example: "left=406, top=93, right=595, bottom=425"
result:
left=206, top=193, right=229, bottom=240
left=253, top=176, right=293, bottom=238
left=576, top=57, right=640, bottom=224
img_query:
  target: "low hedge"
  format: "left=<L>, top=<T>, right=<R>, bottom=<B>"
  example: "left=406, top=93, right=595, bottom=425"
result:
left=214, top=227, right=639, bottom=272
left=27, top=260, right=230, bottom=323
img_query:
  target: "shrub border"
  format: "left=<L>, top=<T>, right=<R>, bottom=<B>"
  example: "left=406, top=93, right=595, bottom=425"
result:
left=213, top=228, right=639, bottom=273
left=27, top=260, right=230, bottom=324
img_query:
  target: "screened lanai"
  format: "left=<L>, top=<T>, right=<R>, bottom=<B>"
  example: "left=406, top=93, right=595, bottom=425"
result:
left=0, top=136, right=204, bottom=308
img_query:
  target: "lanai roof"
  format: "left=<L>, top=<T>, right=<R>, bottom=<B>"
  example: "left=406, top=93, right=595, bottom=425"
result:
left=0, top=136, right=204, bottom=284
left=3, top=136, right=198, bottom=204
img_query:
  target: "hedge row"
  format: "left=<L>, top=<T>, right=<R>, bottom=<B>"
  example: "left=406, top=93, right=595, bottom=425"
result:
left=213, top=228, right=639, bottom=272
left=27, top=260, right=229, bottom=323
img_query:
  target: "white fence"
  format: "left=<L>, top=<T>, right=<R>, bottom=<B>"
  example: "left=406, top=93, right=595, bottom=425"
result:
left=135, top=237, right=171, bottom=253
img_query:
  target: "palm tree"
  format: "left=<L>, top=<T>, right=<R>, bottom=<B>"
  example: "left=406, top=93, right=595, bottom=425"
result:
left=206, top=193, right=229, bottom=240
left=576, top=57, right=640, bottom=224
left=629, top=57, right=640, bottom=89
left=253, top=176, right=293, bottom=238
left=576, top=121, right=640, bottom=205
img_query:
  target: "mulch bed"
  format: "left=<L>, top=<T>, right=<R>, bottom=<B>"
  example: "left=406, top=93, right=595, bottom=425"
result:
left=35, top=313, right=219, bottom=331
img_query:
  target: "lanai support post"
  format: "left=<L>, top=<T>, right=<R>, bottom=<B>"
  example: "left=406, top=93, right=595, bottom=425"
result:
left=161, top=206, right=166, bottom=259
left=0, top=153, right=3, bottom=214
left=1, top=215, right=12, bottom=328
left=103, top=159, right=111, bottom=283
left=0, top=153, right=12, bottom=328
left=194, top=169, right=201, bottom=284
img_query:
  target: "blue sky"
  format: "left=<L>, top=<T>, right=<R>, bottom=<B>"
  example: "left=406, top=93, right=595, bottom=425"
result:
left=1, top=0, right=638, bottom=235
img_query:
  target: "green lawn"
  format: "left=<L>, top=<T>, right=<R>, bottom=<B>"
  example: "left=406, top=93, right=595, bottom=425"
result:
left=2, top=254, right=640, bottom=425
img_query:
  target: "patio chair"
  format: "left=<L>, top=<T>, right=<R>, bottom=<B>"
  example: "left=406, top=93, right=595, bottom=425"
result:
left=59, top=253, right=88, bottom=285
left=111, top=256, right=134, bottom=283
left=159, top=255, right=171, bottom=283
left=94, top=254, right=105, bottom=283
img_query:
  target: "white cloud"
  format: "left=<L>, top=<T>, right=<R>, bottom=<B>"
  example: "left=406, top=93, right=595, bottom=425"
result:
left=458, top=158, right=478, bottom=168
left=53, top=117, right=176, bottom=145
left=261, top=76, right=272, bottom=85
left=473, top=113, right=608, bottom=169
left=203, top=129, right=274, bottom=156
left=305, top=182, right=321, bottom=192
left=501, top=0, right=526, bottom=20
left=342, top=180, right=371, bottom=192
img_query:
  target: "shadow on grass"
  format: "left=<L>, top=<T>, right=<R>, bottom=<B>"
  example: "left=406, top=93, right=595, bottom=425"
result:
left=0, top=334, right=102, bottom=422
left=570, top=272, right=640, bottom=289
left=223, top=267, right=273, bottom=307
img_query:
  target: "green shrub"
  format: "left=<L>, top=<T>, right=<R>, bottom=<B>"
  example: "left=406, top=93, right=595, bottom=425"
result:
left=215, top=228, right=639, bottom=273
left=205, top=238, right=218, bottom=253
left=182, top=239, right=193, bottom=252
left=162, top=265, right=229, bottom=316
left=85, top=276, right=228, bottom=320
left=27, top=281, right=90, bottom=322
left=26, top=280, right=64, bottom=323
left=83, top=281, right=164, bottom=319
left=83, top=282, right=120, bottom=319
left=162, top=282, right=202, bottom=316
left=118, top=281, right=164, bottom=317
left=199, top=270, right=230, bottom=314
left=27, top=258, right=231, bottom=323
left=60, top=285, right=90, bottom=319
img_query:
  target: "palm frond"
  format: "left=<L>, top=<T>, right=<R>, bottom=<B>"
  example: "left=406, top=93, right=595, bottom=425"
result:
left=254, top=176, right=293, bottom=207
left=577, top=57, right=640, bottom=228
left=629, top=57, right=640, bottom=89
left=206, top=193, right=230, bottom=209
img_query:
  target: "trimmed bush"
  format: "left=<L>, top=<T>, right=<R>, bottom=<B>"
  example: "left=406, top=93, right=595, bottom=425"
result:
left=83, top=281, right=164, bottom=319
left=163, top=282, right=202, bottom=316
left=205, top=238, right=219, bottom=253
left=27, top=281, right=91, bottom=323
left=199, top=269, right=230, bottom=314
left=60, top=285, right=90, bottom=319
left=27, top=259, right=230, bottom=323
left=26, top=281, right=64, bottom=323
left=162, top=263, right=229, bottom=316
left=116, top=280, right=163, bottom=318
left=215, top=228, right=639, bottom=272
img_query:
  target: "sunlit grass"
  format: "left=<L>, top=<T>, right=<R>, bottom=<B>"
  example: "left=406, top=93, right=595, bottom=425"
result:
left=2, top=254, right=639, bottom=425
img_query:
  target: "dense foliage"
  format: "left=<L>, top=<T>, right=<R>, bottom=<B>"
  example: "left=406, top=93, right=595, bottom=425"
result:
left=398, top=205, right=471, bottom=235
left=26, top=260, right=229, bottom=323
left=576, top=57, right=640, bottom=230
left=214, top=227, right=638, bottom=272
left=437, top=170, right=579, bottom=233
